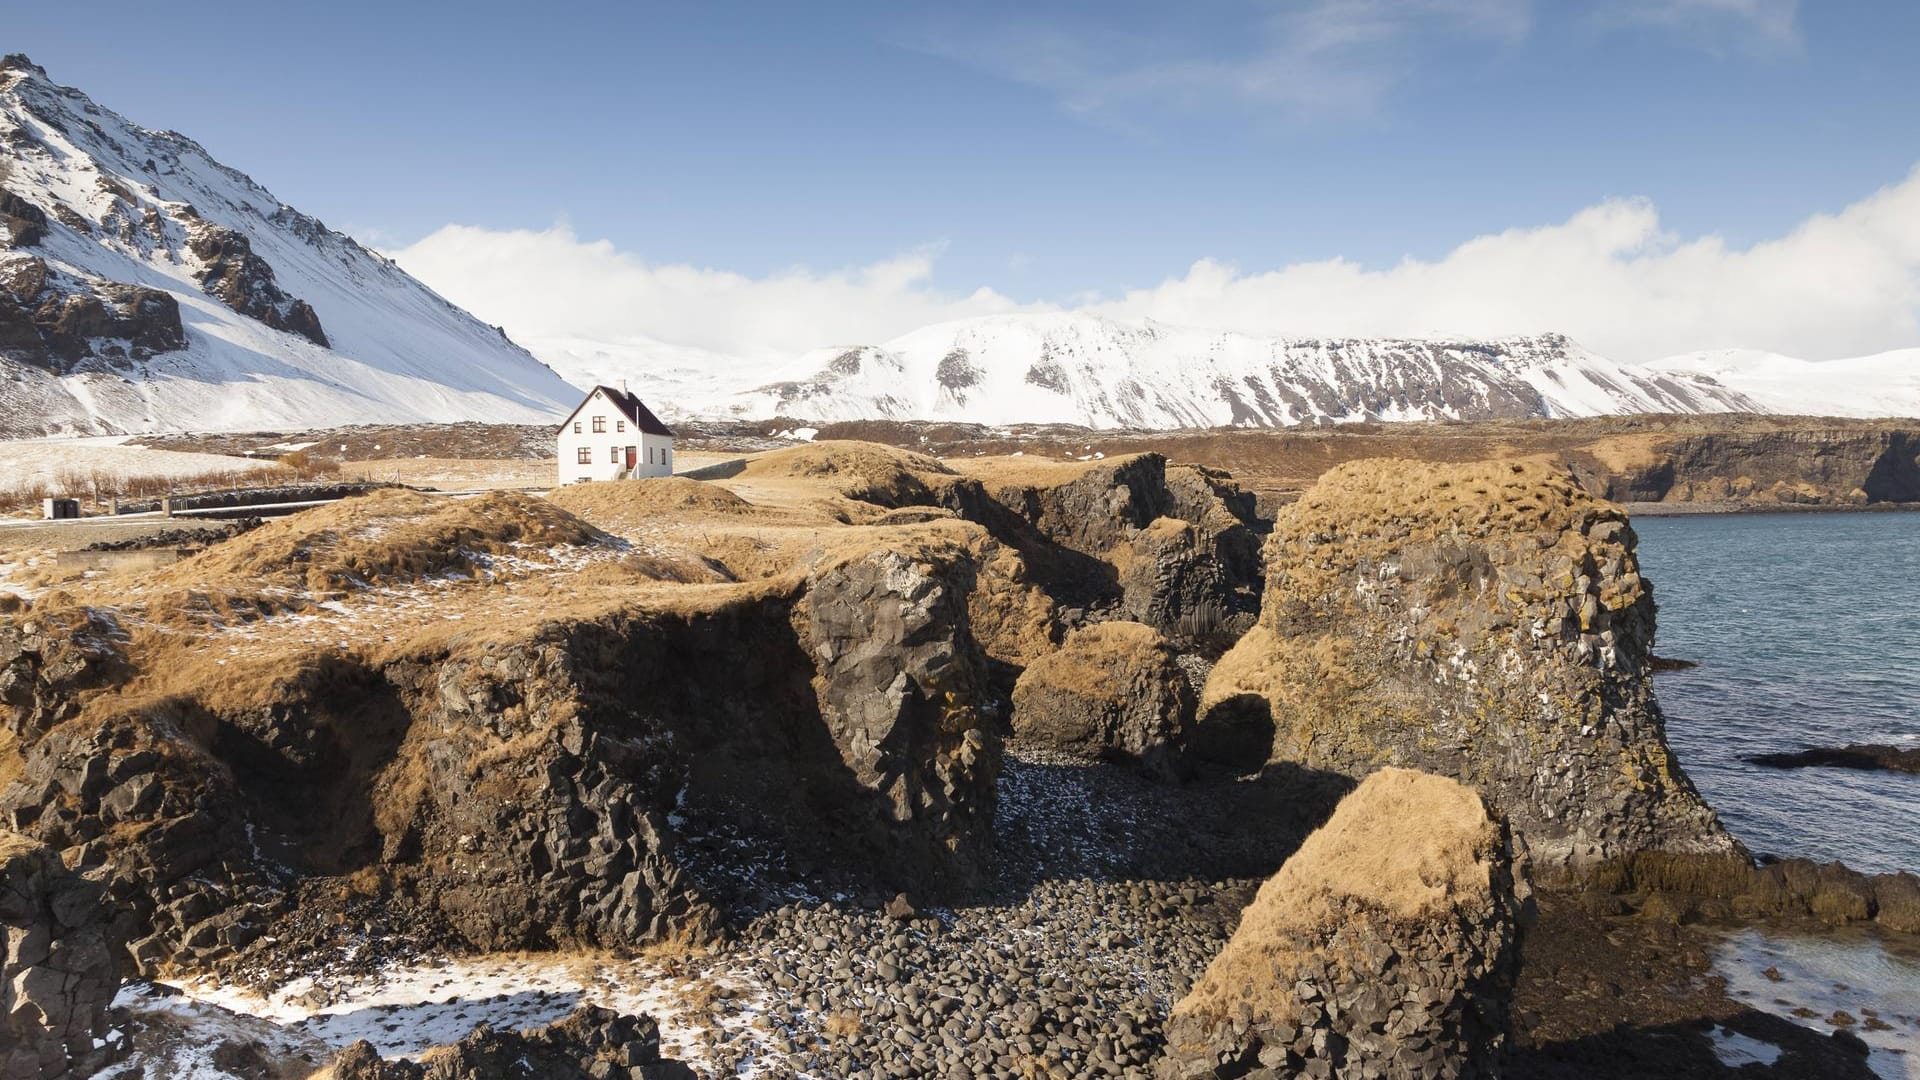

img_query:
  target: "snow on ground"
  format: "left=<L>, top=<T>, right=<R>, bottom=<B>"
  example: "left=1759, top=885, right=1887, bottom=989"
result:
left=1715, top=926, right=1920, bottom=1079
left=1707, top=1025, right=1783, bottom=1069
left=1653, top=348, right=1920, bottom=419
left=0, top=436, right=276, bottom=491
left=120, top=952, right=777, bottom=1077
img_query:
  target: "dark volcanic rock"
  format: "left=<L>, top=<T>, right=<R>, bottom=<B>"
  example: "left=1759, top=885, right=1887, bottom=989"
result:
left=1010, top=620, right=1193, bottom=778
left=1, top=831, right=123, bottom=1080
left=0, top=496, right=1003, bottom=978
left=0, top=259, right=186, bottom=371
left=1159, top=769, right=1527, bottom=1080
left=1201, top=457, right=1739, bottom=874
left=188, top=222, right=328, bottom=347
left=314, top=1005, right=691, bottom=1079
left=1746, top=743, right=1920, bottom=774
left=0, top=190, right=49, bottom=248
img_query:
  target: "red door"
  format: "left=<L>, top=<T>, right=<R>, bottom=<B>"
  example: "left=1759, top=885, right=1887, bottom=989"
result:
left=625, top=447, right=637, bottom=471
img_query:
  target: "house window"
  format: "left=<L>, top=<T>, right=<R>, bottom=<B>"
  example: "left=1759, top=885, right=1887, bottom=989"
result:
left=617, top=420, right=626, bottom=432
left=575, top=447, right=591, bottom=464
left=592, top=416, right=606, bottom=433
left=611, top=446, right=621, bottom=463
left=573, top=421, right=582, bottom=434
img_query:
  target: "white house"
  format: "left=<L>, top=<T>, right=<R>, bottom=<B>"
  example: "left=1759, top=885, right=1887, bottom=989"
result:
left=556, top=384, right=675, bottom=485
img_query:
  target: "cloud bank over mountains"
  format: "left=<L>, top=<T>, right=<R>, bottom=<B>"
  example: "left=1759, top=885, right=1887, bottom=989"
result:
left=390, top=162, right=1920, bottom=367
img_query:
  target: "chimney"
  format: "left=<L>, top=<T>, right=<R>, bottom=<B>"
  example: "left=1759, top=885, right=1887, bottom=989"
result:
left=619, top=378, right=628, bottom=394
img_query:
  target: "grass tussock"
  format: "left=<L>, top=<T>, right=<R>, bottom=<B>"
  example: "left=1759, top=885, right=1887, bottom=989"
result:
left=1017, top=620, right=1170, bottom=705
left=154, top=488, right=612, bottom=595
left=1177, top=768, right=1497, bottom=1022
left=736, top=441, right=955, bottom=507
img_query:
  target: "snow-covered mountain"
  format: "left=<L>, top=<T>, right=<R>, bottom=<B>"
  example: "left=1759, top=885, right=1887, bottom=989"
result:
left=1648, top=349, right=1920, bottom=420
left=0, top=54, right=580, bottom=438
left=618, top=312, right=1759, bottom=428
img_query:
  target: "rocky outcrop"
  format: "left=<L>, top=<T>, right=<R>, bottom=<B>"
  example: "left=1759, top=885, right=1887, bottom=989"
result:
left=314, top=1006, right=691, bottom=1080
left=1160, top=769, right=1526, bottom=1080
left=0, top=494, right=1003, bottom=978
left=957, top=455, right=1265, bottom=651
left=1010, top=621, right=1193, bottom=777
left=793, top=546, right=998, bottom=884
left=0, top=190, right=48, bottom=248
left=1746, top=743, right=1920, bottom=774
left=187, top=223, right=328, bottom=347
left=1201, top=458, right=1738, bottom=873
left=1577, top=429, right=1920, bottom=506
left=0, top=256, right=186, bottom=371
left=1, top=831, right=122, bottom=1080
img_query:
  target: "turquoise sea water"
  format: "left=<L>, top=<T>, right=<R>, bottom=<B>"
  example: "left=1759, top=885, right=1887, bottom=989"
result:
left=1634, top=511, right=1920, bottom=876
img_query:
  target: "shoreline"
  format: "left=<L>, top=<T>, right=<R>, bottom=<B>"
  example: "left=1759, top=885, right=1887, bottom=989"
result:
left=1626, top=500, right=1920, bottom=518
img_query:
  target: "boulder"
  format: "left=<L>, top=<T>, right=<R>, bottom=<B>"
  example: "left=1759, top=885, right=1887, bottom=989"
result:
left=1200, top=458, right=1738, bottom=873
left=187, top=222, right=328, bottom=347
left=1010, top=620, right=1193, bottom=777
left=1, top=831, right=122, bottom=1080
left=1159, top=769, right=1526, bottom=1080
left=311, top=1005, right=692, bottom=1079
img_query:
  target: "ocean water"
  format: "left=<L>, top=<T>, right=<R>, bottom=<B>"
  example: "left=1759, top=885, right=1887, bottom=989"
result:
left=1634, top=511, right=1920, bottom=876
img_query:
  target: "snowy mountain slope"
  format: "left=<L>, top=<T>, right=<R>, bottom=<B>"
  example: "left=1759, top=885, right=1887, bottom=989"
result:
left=0, top=54, right=580, bottom=437
left=616, top=312, right=1759, bottom=428
left=1650, top=349, right=1920, bottom=419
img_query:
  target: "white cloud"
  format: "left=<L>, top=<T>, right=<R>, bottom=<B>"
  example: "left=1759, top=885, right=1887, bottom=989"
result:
left=1596, top=0, right=1800, bottom=51
left=392, top=165, right=1920, bottom=367
left=387, top=226, right=1037, bottom=359
left=1096, top=164, right=1920, bottom=362
left=905, top=0, right=1531, bottom=122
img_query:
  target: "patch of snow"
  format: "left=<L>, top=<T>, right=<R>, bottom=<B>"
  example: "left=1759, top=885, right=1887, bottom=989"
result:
left=1707, top=1026, right=1783, bottom=1068
left=1651, top=348, right=1920, bottom=419
left=1715, top=927, right=1920, bottom=1079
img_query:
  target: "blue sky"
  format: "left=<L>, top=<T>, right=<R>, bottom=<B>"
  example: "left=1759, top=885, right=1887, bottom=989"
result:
left=10, top=1, right=1920, bottom=361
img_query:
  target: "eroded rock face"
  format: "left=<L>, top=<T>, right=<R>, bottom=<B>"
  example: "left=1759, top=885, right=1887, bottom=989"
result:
left=188, top=223, right=328, bottom=347
left=1160, top=769, right=1526, bottom=1080
left=958, top=455, right=1265, bottom=651
left=1, top=831, right=122, bottom=1080
left=313, top=1005, right=691, bottom=1080
left=0, top=190, right=49, bottom=248
left=1010, top=620, right=1193, bottom=778
left=795, top=546, right=998, bottom=885
left=0, top=516, right=1002, bottom=978
left=1200, top=458, right=1737, bottom=873
left=0, top=258, right=186, bottom=371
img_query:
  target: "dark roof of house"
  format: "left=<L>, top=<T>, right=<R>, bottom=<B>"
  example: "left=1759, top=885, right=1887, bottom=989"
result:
left=556, top=385, right=674, bottom=437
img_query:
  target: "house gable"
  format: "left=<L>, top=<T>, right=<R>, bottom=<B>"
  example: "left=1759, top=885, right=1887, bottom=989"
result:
left=555, top=386, right=675, bottom=438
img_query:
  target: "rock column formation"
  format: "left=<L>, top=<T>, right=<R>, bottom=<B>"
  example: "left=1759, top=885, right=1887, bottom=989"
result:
left=1201, top=458, right=1738, bottom=873
left=2, top=831, right=121, bottom=1080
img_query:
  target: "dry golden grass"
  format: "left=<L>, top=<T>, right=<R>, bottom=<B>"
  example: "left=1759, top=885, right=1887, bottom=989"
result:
left=154, top=488, right=610, bottom=595
left=1016, top=620, right=1168, bottom=706
left=821, top=1011, right=866, bottom=1041
left=950, top=452, right=1150, bottom=491
left=732, top=440, right=955, bottom=508
left=339, top=457, right=551, bottom=490
left=1177, top=768, right=1498, bottom=1022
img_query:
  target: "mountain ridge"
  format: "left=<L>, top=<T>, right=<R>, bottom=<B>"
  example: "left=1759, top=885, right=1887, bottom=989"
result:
left=0, top=53, right=580, bottom=438
left=550, top=311, right=1763, bottom=429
